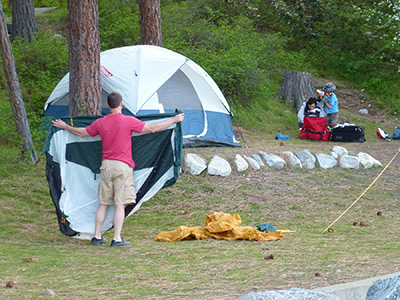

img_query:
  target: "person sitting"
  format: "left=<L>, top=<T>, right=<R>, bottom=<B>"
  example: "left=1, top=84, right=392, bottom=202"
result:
left=297, top=97, right=325, bottom=128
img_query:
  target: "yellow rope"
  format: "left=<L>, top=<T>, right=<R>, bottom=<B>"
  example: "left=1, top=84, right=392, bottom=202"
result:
left=70, top=117, right=74, bottom=127
left=322, top=151, right=399, bottom=233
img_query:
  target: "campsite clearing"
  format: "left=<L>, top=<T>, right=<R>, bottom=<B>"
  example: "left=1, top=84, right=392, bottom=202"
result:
left=1, top=128, right=399, bottom=299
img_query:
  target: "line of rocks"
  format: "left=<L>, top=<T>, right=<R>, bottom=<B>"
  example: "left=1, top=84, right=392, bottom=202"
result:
left=184, top=146, right=382, bottom=177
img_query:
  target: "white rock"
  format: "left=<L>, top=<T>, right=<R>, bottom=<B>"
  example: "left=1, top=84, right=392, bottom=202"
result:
left=234, top=154, right=248, bottom=172
left=281, top=151, right=302, bottom=169
left=358, top=152, right=375, bottom=168
left=208, top=156, right=232, bottom=177
left=184, top=153, right=207, bottom=175
left=244, top=155, right=260, bottom=170
left=340, top=155, right=360, bottom=169
left=295, top=150, right=316, bottom=169
left=251, top=153, right=265, bottom=167
left=332, top=146, right=348, bottom=156
left=259, top=151, right=285, bottom=169
left=316, top=153, right=338, bottom=169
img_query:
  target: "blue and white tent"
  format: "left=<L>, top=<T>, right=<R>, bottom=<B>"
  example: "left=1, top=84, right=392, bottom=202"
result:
left=44, top=45, right=240, bottom=148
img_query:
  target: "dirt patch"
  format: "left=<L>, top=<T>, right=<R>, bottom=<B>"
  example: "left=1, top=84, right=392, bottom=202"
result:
left=313, top=77, right=398, bottom=126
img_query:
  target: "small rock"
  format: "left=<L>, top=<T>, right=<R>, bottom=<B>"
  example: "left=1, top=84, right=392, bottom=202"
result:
left=6, top=281, right=14, bottom=288
left=264, top=254, right=274, bottom=260
left=377, top=211, right=383, bottom=216
left=43, top=289, right=55, bottom=297
left=280, top=142, right=284, bottom=146
left=328, top=228, right=334, bottom=232
left=262, top=247, right=269, bottom=251
left=315, top=272, right=322, bottom=277
left=353, top=222, right=359, bottom=226
left=23, top=257, right=33, bottom=262
left=360, top=221, right=369, bottom=226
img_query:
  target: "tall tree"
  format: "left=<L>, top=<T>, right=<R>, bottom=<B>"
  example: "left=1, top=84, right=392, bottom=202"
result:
left=0, top=1, right=38, bottom=162
left=11, top=0, right=37, bottom=43
left=67, top=0, right=101, bottom=117
left=139, top=0, right=163, bottom=46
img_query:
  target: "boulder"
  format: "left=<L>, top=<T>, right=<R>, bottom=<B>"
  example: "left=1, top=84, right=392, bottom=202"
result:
left=332, top=146, right=348, bottom=156
left=208, top=156, right=232, bottom=177
left=340, top=155, right=360, bottom=169
left=239, top=288, right=340, bottom=300
left=184, top=153, right=207, bottom=175
left=295, top=150, right=316, bottom=169
left=366, top=275, right=400, bottom=300
left=259, top=151, right=286, bottom=170
left=244, top=155, right=261, bottom=171
left=316, top=153, right=338, bottom=169
left=234, top=154, right=249, bottom=172
left=282, top=151, right=302, bottom=169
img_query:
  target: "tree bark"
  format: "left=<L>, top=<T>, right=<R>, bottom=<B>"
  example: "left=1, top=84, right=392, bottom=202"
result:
left=275, top=70, right=315, bottom=111
left=139, top=0, right=163, bottom=47
left=11, top=0, right=37, bottom=43
left=0, top=2, right=38, bottom=162
left=67, top=0, right=101, bottom=117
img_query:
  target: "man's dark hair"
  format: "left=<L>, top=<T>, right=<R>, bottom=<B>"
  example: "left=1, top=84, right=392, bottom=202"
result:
left=107, top=92, right=122, bottom=108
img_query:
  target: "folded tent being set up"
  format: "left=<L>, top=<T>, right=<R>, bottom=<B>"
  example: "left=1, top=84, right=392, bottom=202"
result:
left=44, top=45, right=241, bottom=148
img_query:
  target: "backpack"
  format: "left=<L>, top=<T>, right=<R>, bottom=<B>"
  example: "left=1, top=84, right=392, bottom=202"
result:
left=300, top=117, right=331, bottom=141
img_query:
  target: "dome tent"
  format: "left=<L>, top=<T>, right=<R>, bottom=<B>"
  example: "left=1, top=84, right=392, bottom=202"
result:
left=44, top=45, right=241, bottom=148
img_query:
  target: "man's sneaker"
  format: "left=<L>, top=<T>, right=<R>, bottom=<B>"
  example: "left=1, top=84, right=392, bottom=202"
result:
left=91, top=237, right=107, bottom=245
left=110, top=238, right=132, bottom=247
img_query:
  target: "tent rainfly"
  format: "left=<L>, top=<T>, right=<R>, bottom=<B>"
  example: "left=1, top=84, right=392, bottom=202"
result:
left=44, top=113, right=183, bottom=239
left=44, top=45, right=241, bottom=148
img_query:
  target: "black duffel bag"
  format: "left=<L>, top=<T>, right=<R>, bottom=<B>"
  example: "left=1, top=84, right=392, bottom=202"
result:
left=331, top=123, right=366, bottom=142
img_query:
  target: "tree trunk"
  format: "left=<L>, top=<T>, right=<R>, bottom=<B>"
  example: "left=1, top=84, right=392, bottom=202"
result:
left=139, top=0, right=163, bottom=47
left=67, top=0, right=101, bottom=117
left=11, top=0, right=37, bottom=43
left=275, top=70, right=315, bottom=111
left=0, top=2, right=38, bottom=162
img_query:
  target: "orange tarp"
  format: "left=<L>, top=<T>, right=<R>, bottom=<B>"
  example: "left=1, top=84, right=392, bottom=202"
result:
left=155, top=212, right=285, bottom=242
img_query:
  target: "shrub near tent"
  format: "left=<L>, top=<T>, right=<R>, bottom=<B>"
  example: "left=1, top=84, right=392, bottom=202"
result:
left=44, top=45, right=240, bottom=148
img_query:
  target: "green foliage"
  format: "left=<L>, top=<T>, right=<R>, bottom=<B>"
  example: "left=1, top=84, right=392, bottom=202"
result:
left=11, top=30, right=69, bottom=115
left=163, top=2, right=309, bottom=109
left=98, top=0, right=140, bottom=50
left=35, top=0, right=61, bottom=6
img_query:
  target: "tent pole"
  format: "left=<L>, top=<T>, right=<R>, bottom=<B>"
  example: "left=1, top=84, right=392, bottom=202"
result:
left=231, top=113, right=248, bottom=148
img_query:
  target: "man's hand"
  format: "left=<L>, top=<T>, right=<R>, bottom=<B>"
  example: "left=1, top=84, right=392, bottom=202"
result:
left=173, top=113, right=184, bottom=123
left=52, top=119, right=89, bottom=137
left=52, top=119, right=68, bottom=129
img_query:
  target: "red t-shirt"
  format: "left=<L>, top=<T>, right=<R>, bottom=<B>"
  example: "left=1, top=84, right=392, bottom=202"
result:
left=86, top=114, right=145, bottom=168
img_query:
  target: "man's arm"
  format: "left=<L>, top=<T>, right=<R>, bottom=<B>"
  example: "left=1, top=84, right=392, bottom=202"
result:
left=52, top=119, right=90, bottom=137
left=141, top=113, right=184, bottom=134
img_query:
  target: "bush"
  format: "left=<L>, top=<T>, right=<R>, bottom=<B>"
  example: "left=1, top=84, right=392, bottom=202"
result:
left=11, top=30, right=69, bottom=115
left=98, top=0, right=140, bottom=50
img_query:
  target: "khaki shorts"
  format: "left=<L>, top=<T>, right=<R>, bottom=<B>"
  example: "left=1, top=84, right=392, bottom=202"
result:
left=98, top=160, right=136, bottom=206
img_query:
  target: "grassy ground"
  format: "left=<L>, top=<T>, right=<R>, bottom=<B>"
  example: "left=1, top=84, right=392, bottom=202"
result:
left=1, top=121, right=400, bottom=299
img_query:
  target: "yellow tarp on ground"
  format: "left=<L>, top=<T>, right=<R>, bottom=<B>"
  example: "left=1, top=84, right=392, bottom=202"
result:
left=155, top=212, right=285, bottom=242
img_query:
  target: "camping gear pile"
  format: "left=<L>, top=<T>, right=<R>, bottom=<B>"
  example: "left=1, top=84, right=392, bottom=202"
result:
left=155, top=212, right=285, bottom=242
left=44, top=113, right=182, bottom=239
left=44, top=45, right=240, bottom=148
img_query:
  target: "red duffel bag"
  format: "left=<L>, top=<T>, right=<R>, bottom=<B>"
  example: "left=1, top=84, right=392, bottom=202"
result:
left=300, top=117, right=331, bottom=141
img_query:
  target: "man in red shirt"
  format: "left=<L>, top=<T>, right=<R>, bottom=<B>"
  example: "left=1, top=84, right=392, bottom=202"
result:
left=52, top=91, right=184, bottom=247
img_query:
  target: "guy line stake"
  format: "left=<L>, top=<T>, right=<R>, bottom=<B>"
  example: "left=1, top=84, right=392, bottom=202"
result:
left=322, top=151, right=399, bottom=233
